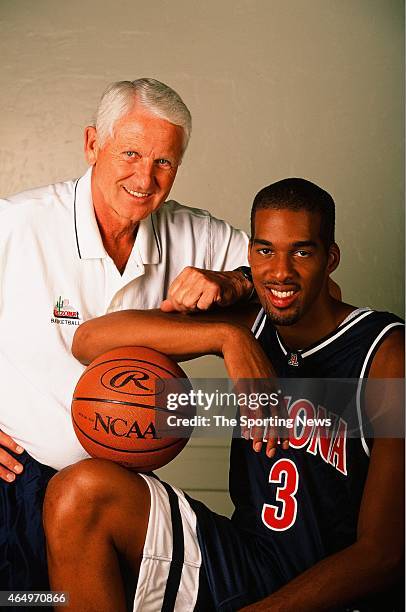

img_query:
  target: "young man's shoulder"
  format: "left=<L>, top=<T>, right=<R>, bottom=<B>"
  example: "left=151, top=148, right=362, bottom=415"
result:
left=347, top=308, right=404, bottom=333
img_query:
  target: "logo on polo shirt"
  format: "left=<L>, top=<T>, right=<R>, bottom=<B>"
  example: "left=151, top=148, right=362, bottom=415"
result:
left=51, top=296, right=81, bottom=326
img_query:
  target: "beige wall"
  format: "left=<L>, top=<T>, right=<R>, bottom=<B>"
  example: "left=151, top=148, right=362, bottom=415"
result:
left=1, top=0, right=404, bottom=512
left=1, top=0, right=404, bottom=315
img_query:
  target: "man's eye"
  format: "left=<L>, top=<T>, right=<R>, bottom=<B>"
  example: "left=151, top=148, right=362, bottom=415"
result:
left=156, top=158, right=171, bottom=168
left=125, top=151, right=137, bottom=158
left=295, top=250, right=310, bottom=257
left=257, top=248, right=273, bottom=256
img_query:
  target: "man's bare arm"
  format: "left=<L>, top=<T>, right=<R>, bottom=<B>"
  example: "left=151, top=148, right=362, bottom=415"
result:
left=71, top=304, right=288, bottom=457
left=72, top=304, right=260, bottom=366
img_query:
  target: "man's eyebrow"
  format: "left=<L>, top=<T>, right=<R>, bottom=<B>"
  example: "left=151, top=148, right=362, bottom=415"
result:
left=291, top=240, right=318, bottom=248
left=251, top=238, right=318, bottom=248
left=251, top=238, right=273, bottom=246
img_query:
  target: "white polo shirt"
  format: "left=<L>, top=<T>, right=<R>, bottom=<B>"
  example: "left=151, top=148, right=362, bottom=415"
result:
left=0, top=168, right=248, bottom=469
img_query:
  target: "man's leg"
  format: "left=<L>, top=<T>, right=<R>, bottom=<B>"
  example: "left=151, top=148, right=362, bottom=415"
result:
left=43, top=458, right=150, bottom=612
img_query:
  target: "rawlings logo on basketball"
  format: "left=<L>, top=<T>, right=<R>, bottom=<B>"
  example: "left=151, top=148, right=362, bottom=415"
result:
left=101, top=365, right=165, bottom=396
left=109, top=370, right=152, bottom=391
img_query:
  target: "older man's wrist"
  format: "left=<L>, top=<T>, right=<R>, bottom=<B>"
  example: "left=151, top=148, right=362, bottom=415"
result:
left=235, top=266, right=256, bottom=301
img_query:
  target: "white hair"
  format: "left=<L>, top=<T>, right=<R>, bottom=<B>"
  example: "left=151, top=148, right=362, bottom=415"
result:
left=94, top=78, right=192, bottom=154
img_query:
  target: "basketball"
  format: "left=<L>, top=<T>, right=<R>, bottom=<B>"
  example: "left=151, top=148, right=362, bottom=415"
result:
left=71, top=346, right=194, bottom=471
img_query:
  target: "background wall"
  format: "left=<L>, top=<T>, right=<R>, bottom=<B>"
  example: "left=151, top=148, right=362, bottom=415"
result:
left=1, top=0, right=403, bottom=513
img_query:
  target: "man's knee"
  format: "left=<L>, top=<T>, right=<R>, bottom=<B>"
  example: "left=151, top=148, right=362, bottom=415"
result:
left=43, top=458, right=149, bottom=539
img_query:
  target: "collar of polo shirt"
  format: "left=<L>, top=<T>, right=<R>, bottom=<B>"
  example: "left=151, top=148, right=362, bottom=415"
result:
left=73, top=167, right=161, bottom=265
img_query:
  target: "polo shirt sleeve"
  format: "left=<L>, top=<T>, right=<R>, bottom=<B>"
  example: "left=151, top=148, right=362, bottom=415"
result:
left=0, top=198, right=9, bottom=212
left=208, top=214, right=249, bottom=271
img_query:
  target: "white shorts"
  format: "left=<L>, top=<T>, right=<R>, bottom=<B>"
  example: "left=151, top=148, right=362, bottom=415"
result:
left=133, top=474, right=202, bottom=612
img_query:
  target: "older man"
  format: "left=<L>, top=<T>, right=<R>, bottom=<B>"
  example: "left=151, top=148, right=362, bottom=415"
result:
left=0, top=78, right=251, bottom=591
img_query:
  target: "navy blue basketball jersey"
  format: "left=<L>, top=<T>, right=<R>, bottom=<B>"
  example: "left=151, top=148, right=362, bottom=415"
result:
left=229, top=308, right=404, bottom=583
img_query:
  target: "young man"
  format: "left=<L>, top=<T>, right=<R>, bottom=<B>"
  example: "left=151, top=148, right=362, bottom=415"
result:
left=45, top=178, right=404, bottom=611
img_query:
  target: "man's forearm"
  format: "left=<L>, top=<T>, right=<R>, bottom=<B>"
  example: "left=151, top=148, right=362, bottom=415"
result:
left=72, top=308, right=276, bottom=384
left=72, top=310, right=230, bottom=364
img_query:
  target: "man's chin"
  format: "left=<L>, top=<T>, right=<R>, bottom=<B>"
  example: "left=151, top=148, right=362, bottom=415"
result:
left=265, top=307, right=301, bottom=326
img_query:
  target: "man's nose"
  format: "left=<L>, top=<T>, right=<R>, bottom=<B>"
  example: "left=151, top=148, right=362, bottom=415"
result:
left=133, top=159, right=155, bottom=191
left=269, top=254, right=295, bottom=283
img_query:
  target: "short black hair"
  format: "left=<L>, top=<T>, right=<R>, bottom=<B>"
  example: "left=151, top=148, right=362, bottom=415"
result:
left=250, top=177, right=335, bottom=250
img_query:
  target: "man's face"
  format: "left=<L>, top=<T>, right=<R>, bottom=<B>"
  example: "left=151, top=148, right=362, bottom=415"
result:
left=249, top=208, right=337, bottom=326
left=85, top=104, right=184, bottom=225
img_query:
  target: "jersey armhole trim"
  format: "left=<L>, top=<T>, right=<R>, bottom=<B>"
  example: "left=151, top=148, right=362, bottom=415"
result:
left=251, top=308, right=266, bottom=338
left=356, top=321, right=404, bottom=457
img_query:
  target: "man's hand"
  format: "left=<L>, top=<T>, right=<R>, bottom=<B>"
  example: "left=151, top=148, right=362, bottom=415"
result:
left=160, top=267, right=254, bottom=312
left=0, top=430, right=24, bottom=482
left=221, top=325, right=289, bottom=457
left=239, top=388, right=290, bottom=459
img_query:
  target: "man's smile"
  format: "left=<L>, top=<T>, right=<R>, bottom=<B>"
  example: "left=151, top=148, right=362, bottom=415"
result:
left=122, top=185, right=152, bottom=199
left=265, top=286, right=300, bottom=308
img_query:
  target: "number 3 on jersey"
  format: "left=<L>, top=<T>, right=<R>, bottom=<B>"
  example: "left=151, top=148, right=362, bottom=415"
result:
left=261, top=458, right=299, bottom=531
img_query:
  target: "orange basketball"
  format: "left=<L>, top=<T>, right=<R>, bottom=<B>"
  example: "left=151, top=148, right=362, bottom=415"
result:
left=71, top=346, right=194, bottom=471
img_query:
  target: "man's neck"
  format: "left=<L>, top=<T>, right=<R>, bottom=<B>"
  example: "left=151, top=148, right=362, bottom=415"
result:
left=98, top=226, right=137, bottom=275
left=94, top=207, right=138, bottom=274
left=276, top=298, right=356, bottom=350
left=91, top=170, right=140, bottom=274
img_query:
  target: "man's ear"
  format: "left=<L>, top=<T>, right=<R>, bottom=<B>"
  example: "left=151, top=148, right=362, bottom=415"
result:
left=84, top=126, right=99, bottom=166
left=327, top=243, right=340, bottom=275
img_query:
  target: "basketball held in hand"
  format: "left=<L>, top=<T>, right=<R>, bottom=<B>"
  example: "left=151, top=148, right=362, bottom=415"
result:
left=71, top=346, right=194, bottom=471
